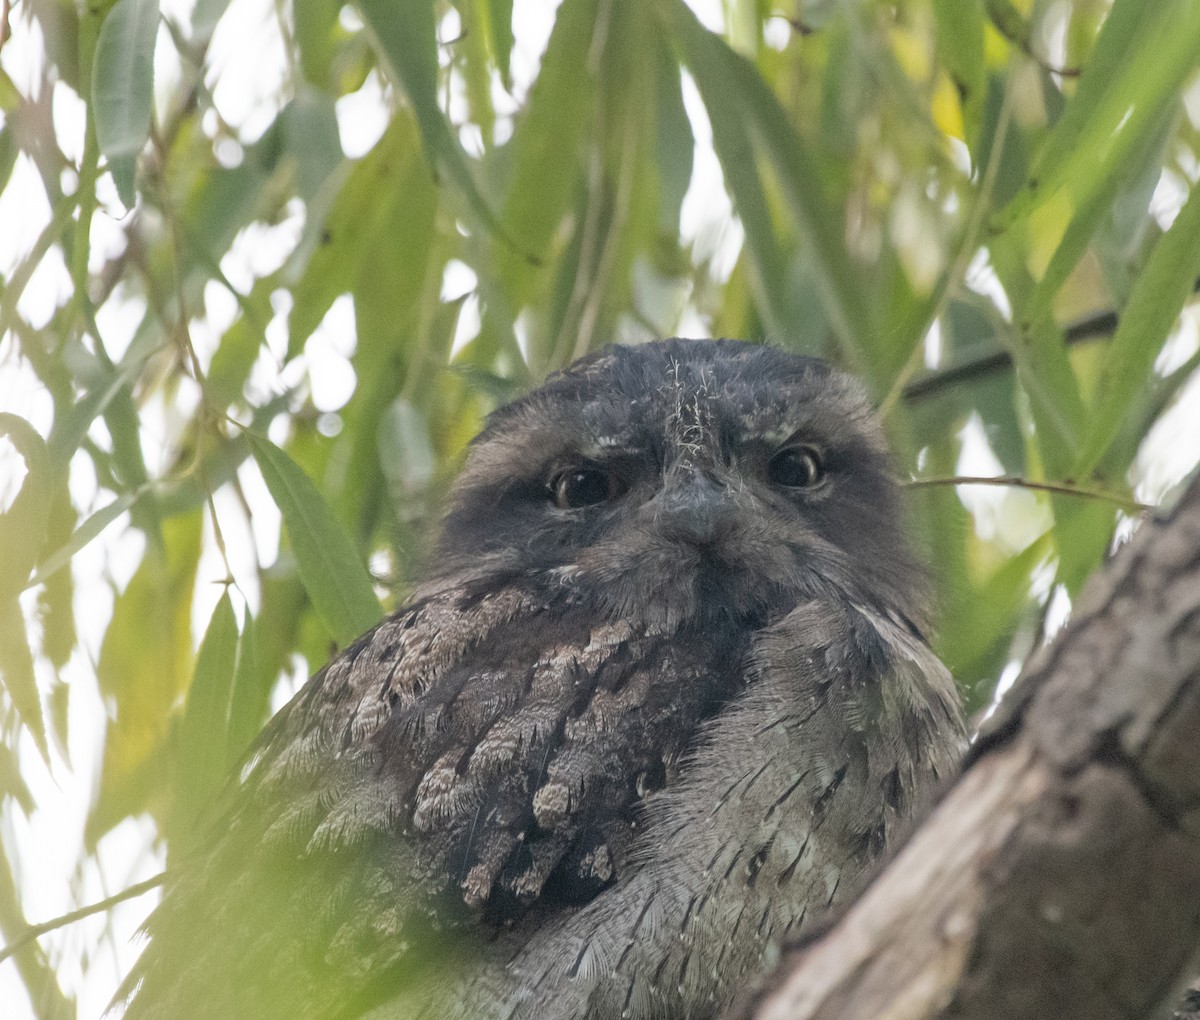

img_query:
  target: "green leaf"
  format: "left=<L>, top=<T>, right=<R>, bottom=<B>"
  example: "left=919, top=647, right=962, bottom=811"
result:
left=282, top=87, right=344, bottom=202
left=46, top=320, right=163, bottom=467
left=287, top=116, right=433, bottom=355
left=1003, top=0, right=1200, bottom=230
left=1074, top=179, right=1200, bottom=477
left=1026, top=102, right=1177, bottom=326
left=357, top=0, right=509, bottom=244
left=665, top=1, right=876, bottom=371
left=173, top=592, right=239, bottom=842
left=155, top=395, right=293, bottom=518
left=933, top=0, right=986, bottom=147
left=0, top=597, right=48, bottom=761
left=0, top=842, right=73, bottom=1019
left=87, top=511, right=202, bottom=847
left=457, top=1, right=498, bottom=145
left=0, top=126, right=18, bottom=194
left=652, top=39, right=694, bottom=240
left=378, top=398, right=437, bottom=500
left=984, top=238, right=1087, bottom=467
left=37, top=490, right=78, bottom=672
left=483, top=0, right=597, bottom=360
left=104, top=382, right=160, bottom=546
left=327, top=127, right=443, bottom=544
left=0, top=742, right=35, bottom=815
left=224, top=613, right=272, bottom=767
left=983, top=0, right=1031, bottom=51
left=0, top=414, right=52, bottom=600
left=1052, top=495, right=1117, bottom=598
left=295, top=0, right=342, bottom=88
left=484, top=0, right=515, bottom=88
left=91, top=0, right=160, bottom=207
left=248, top=432, right=382, bottom=646
left=657, top=19, right=792, bottom=346
left=206, top=285, right=271, bottom=409
left=181, top=110, right=292, bottom=264
left=28, top=489, right=141, bottom=590
left=191, top=0, right=231, bottom=39
left=940, top=533, right=1052, bottom=711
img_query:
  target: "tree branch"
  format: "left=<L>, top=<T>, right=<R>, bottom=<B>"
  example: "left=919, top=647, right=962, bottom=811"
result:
left=901, top=280, right=1200, bottom=405
left=743, top=470, right=1200, bottom=1020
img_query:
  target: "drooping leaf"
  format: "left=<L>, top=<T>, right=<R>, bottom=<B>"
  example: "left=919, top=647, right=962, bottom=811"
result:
left=36, top=485, right=78, bottom=672
left=294, top=0, right=342, bottom=88
left=0, top=742, right=35, bottom=815
left=378, top=398, right=437, bottom=503
left=666, top=1, right=877, bottom=372
left=1026, top=101, right=1177, bottom=326
left=652, top=39, right=694, bottom=242
left=87, top=511, right=203, bottom=848
left=487, top=0, right=515, bottom=88
left=191, top=0, right=232, bottom=39
left=0, top=597, right=47, bottom=761
left=1075, top=178, right=1200, bottom=477
left=940, top=533, right=1053, bottom=710
left=357, top=0, right=509, bottom=243
left=248, top=432, right=382, bottom=646
left=1003, top=0, right=1200, bottom=230
left=224, top=612, right=273, bottom=767
left=0, top=414, right=53, bottom=599
left=933, top=0, right=986, bottom=149
left=484, top=0, right=598, bottom=349
left=172, top=592, right=240, bottom=845
left=287, top=115, right=433, bottom=355
left=282, top=86, right=345, bottom=203
left=91, top=0, right=160, bottom=207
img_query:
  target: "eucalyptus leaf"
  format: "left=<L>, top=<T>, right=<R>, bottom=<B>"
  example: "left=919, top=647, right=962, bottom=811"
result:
left=0, top=597, right=48, bottom=761
left=358, top=0, right=509, bottom=244
left=91, top=0, right=159, bottom=207
left=87, top=512, right=202, bottom=848
left=1075, top=179, right=1200, bottom=477
left=666, top=1, right=876, bottom=372
left=174, top=593, right=239, bottom=841
left=0, top=414, right=52, bottom=598
left=225, top=613, right=272, bottom=767
left=28, top=489, right=141, bottom=590
left=248, top=433, right=382, bottom=646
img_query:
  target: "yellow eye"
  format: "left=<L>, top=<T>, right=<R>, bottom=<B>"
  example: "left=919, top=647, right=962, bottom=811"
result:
left=550, top=467, right=623, bottom=508
left=768, top=446, right=824, bottom=489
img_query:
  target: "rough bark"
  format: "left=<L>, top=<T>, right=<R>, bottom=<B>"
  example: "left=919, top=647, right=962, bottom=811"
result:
left=742, top=472, right=1200, bottom=1020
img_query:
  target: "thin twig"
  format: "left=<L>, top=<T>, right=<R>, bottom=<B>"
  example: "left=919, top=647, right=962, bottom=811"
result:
left=907, top=474, right=1152, bottom=514
left=0, top=873, right=166, bottom=965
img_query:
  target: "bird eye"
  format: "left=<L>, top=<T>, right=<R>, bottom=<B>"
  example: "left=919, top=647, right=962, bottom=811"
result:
left=550, top=466, right=623, bottom=509
left=768, top=446, right=824, bottom=489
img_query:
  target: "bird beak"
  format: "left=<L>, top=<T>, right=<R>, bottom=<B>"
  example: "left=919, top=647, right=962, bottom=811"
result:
left=650, top=465, right=737, bottom=546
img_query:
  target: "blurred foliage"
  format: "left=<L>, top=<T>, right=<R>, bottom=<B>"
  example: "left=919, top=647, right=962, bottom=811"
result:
left=1, top=0, right=1200, bottom=1012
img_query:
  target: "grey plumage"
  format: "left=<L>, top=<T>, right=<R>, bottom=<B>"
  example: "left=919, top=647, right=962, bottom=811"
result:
left=121, top=338, right=965, bottom=1019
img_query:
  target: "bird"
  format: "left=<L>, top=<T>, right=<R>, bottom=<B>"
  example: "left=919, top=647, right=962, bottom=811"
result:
left=119, top=338, right=966, bottom=1020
